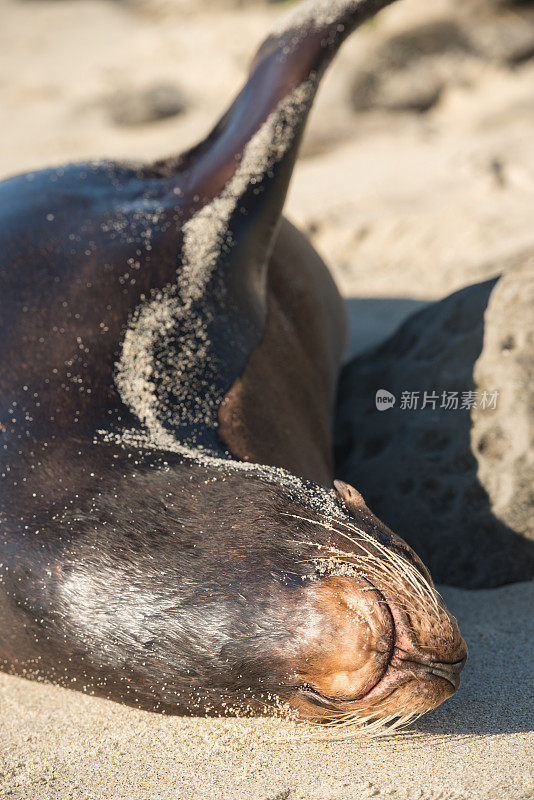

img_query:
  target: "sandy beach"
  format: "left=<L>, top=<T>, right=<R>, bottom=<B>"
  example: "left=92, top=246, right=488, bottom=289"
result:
left=1, top=0, right=533, bottom=797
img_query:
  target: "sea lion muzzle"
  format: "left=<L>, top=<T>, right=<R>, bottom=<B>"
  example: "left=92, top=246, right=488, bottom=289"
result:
left=281, top=497, right=467, bottom=726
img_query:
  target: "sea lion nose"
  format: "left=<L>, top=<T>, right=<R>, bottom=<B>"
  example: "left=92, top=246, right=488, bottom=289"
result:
left=429, top=654, right=467, bottom=691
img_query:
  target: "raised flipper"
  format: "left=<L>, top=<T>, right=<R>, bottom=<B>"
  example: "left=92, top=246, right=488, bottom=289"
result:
left=115, top=0, right=397, bottom=454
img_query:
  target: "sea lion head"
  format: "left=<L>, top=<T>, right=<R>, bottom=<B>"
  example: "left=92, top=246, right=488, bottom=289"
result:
left=165, top=468, right=467, bottom=729
left=56, top=460, right=465, bottom=732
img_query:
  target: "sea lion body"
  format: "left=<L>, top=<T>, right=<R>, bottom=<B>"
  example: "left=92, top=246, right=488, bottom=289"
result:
left=0, top=0, right=467, bottom=730
left=0, top=163, right=344, bottom=478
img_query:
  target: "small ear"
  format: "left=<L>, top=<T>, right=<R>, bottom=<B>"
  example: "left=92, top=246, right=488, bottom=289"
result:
left=334, top=480, right=367, bottom=510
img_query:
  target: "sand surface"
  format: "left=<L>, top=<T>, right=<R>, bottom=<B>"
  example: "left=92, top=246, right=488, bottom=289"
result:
left=1, top=0, right=534, bottom=796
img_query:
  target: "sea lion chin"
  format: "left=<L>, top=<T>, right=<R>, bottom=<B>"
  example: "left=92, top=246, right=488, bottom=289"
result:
left=0, top=0, right=467, bottom=735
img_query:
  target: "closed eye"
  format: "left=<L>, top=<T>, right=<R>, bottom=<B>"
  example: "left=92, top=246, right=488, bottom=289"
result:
left=297, top=683, right=341, bottom=710
left=296, top=683, right=367, bottom=709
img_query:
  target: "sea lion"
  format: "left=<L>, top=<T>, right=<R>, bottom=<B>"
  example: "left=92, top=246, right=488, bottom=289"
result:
left=0, top=0, right=467, bottom=731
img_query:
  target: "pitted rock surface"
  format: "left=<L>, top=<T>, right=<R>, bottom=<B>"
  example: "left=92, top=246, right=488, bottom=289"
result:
left=335, top=257, right=534, bottom=588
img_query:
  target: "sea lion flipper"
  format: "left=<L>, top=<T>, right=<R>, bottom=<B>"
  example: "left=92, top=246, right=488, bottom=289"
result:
left=117, top=0, right=398, bottom=451
left=178, top=0, right=396, bottom=189
left=157, top=0, right=396, bottom=305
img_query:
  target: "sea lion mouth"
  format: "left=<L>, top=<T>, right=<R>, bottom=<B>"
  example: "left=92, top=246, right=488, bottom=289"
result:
left=296, top=641, right=466, bottom=703
left=294, top=652, right=467, bottom=717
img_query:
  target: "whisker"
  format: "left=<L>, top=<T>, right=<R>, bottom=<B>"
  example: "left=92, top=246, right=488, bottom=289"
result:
left=334, top=518, right=439, bottom=615
left=283, top=511, right=441, bottom=618
left=265, top=704, right=425, bottom=744
left=292, top=537, right=435, bottom=618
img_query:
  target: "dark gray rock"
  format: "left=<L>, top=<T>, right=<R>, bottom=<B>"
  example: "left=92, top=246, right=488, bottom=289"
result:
left=470, top=15, right=534, bottom=64
left=352, top=61, right=445, bottom=114
left=472, top=259, right=534, bottom=548
left=366, top=19, right=473, bottom=69
left=351, top=19, right=472, bottom=114
left=455, top=0, right=534, bottom=63
left=107, top=83, right=188, bottom=127
left=334, top=258, right=534, bottom=588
